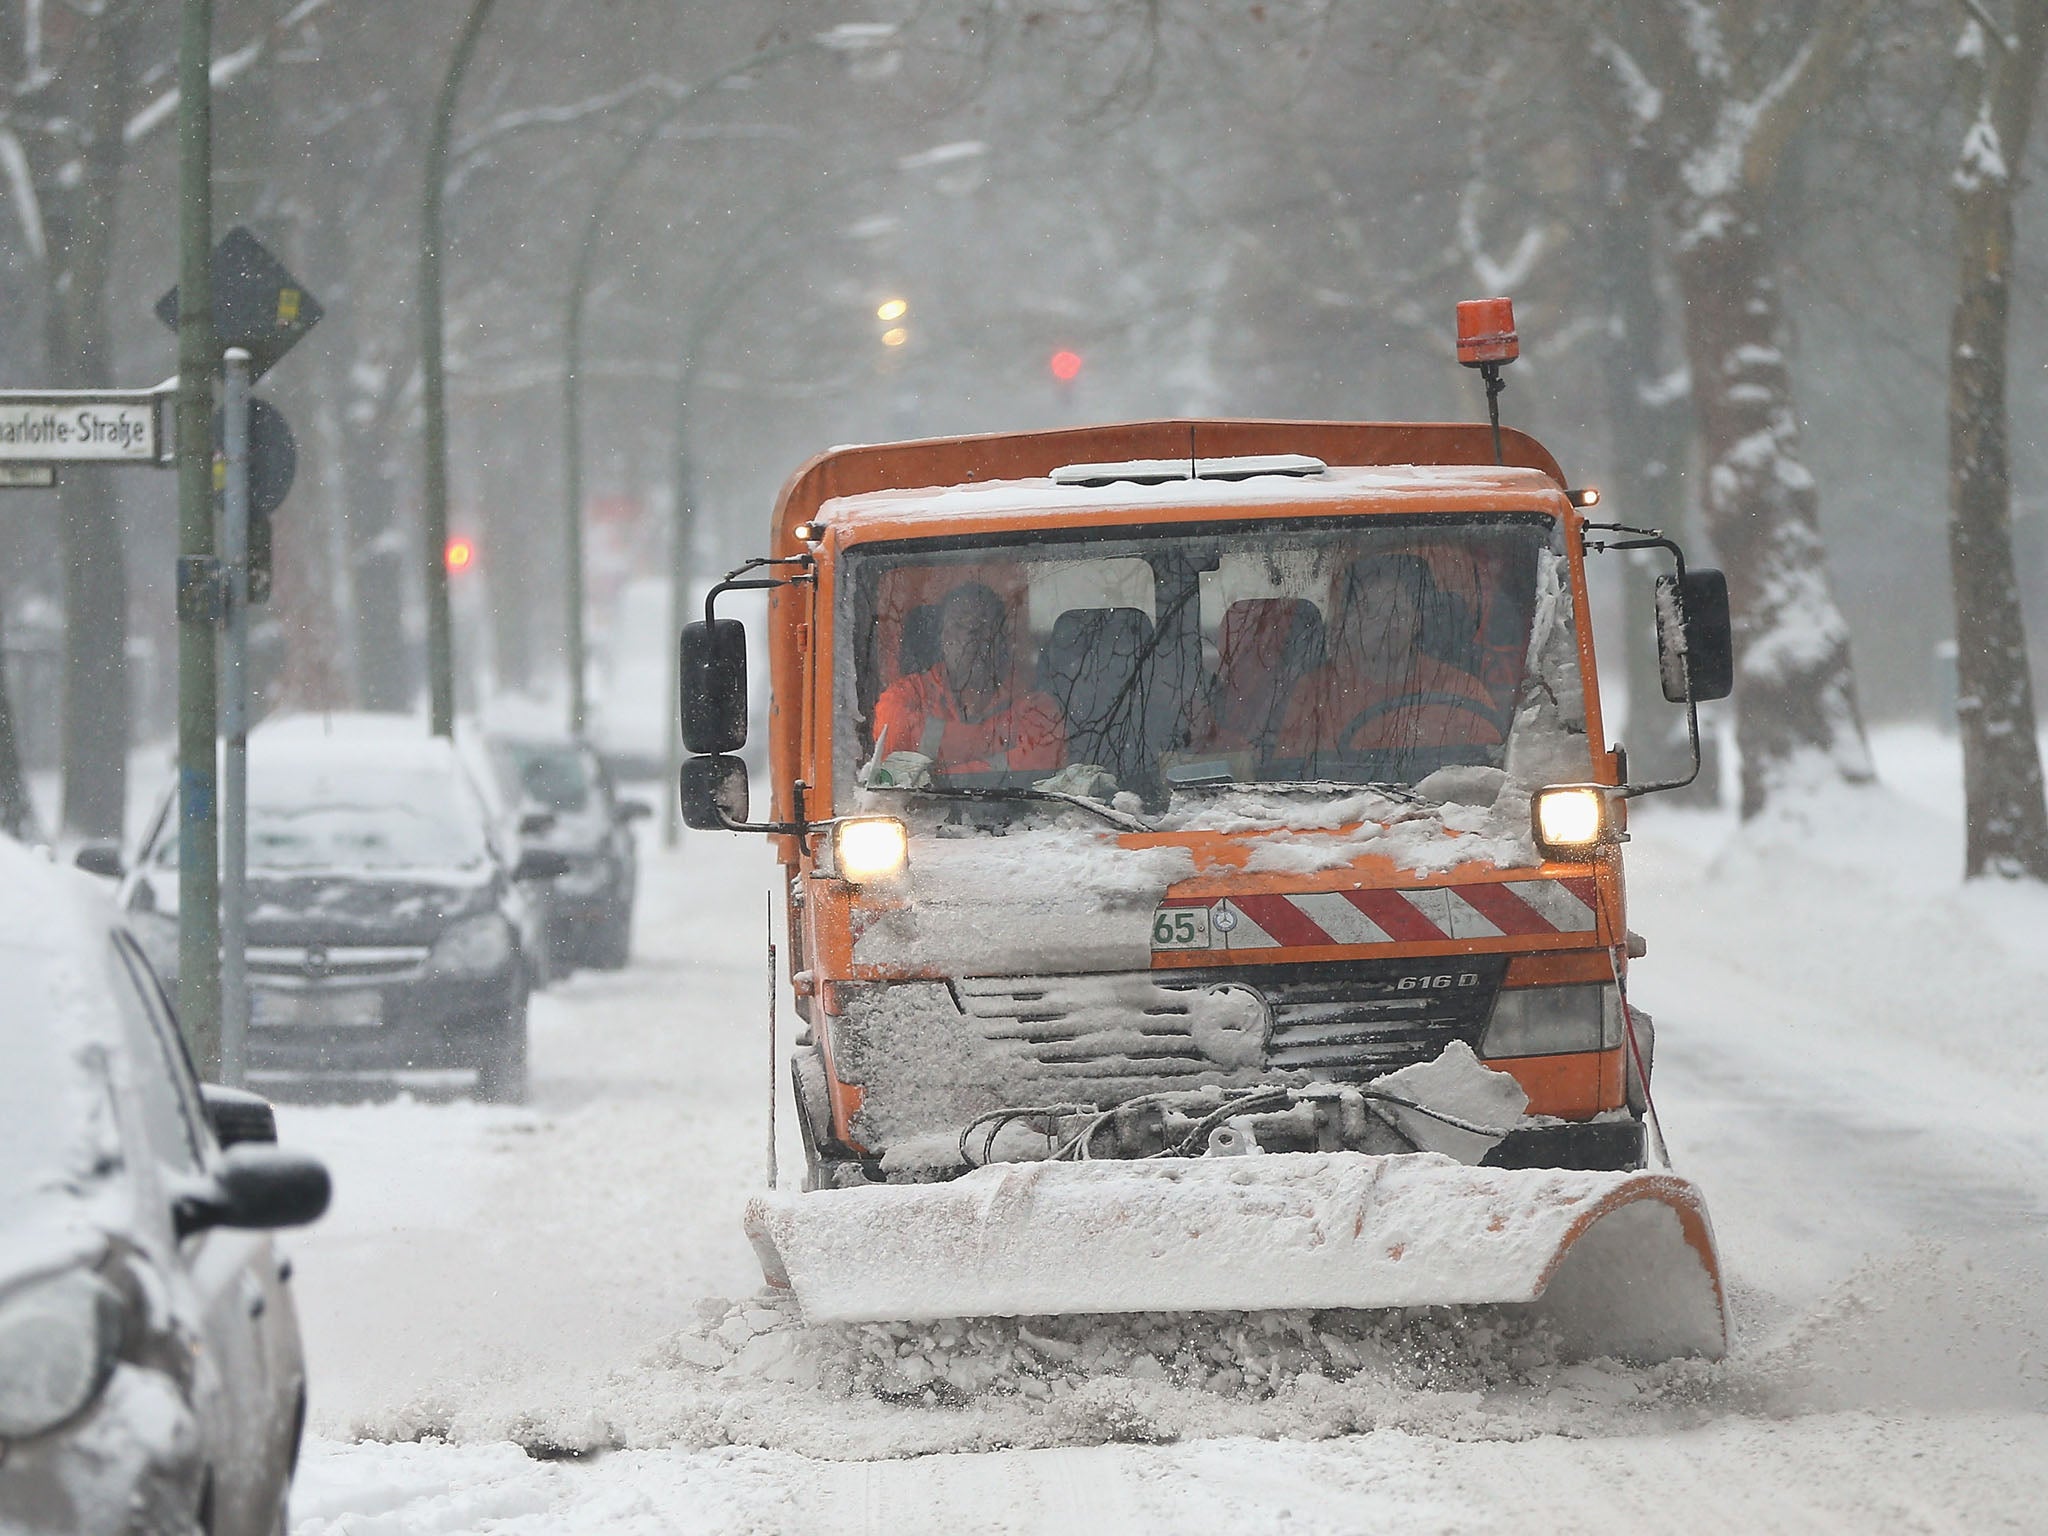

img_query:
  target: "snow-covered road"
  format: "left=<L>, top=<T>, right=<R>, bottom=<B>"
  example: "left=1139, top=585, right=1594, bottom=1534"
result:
left=279, top=729, right=2048, bottom=1533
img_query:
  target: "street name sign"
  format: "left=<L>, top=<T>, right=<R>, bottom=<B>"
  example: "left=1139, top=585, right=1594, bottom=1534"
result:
left=0, top=463, right=55, bottom=488
left=0, top=390, right=166, bottom=462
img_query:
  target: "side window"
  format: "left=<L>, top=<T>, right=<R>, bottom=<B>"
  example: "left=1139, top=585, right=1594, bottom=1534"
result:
left=107, top=936, right=209, bottom=1172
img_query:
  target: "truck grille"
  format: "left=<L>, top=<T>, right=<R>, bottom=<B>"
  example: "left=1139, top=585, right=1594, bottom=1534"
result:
left=954, top=973, right=1237, bottom=1083
left=954, top=955, right=1509, bottom=1084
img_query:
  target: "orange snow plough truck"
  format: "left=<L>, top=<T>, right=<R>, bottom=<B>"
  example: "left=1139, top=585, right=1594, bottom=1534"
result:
left=681, top=325, right=1732, bottom=1362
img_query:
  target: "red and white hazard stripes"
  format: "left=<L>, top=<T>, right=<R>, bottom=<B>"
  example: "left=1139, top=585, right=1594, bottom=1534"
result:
left=1155, top=877, right=1599, bottom=952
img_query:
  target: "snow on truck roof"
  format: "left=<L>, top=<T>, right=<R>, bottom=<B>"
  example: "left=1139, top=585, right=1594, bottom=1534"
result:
left=815, top=460, right=1568, bottom=537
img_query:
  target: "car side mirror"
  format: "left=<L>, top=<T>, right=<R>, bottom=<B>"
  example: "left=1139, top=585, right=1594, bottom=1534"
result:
left=615, top=800, right=653, bottom=823
left=681, top=754, right=750, bottom=830
left=1655, top=569, right=1734, bottom=704
left=200, top=1084, right=277, bottom=1148
left=681, top=619, right=749, bottom=754
left=74, top=843, right=124, bottom=879
left=175, top=1146, right=331, bottom=1237
left=512, top=847, right=572, bottom=882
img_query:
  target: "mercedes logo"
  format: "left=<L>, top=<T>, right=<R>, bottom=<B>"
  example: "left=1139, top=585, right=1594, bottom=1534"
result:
left=303, top=945, right=330, bottom=981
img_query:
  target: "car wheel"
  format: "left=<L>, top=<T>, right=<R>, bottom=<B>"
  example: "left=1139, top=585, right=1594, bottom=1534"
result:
left=586, top=908, right=632, bottom=970
left=474, top=1004, right=529, bottom=1104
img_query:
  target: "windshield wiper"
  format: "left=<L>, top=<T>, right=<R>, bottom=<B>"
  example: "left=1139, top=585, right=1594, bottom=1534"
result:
left=883, top=783, right=1154, bottom=833
left=1170, top=778, right=1426, bottom=806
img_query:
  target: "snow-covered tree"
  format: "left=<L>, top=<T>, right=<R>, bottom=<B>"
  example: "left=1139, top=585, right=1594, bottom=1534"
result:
left=1946, top=0, right=2048, bottom=878
left=1587, top=2, right=1883, bottom=816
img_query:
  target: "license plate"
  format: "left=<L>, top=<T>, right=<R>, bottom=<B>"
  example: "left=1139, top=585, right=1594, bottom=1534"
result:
left=252, top=990, right=382, bottom=1029
left=1151, top=904, right=1211, bottom=950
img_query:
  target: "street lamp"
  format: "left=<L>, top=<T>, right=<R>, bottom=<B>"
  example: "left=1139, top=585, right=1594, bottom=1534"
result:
left=559, top=26, right=900, bottom=738
left=657, top=140, right=987, bottom=845
left=420, top=0, right=501, bottom=738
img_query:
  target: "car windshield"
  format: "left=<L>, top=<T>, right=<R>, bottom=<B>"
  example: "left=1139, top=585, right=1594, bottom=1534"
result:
left=490, top=740, right=595, bottom=815
left=250, top=766, right=492, bottom=871
left=154, top=763, right=493, bottom=873
left=834, top=513, right=1575, bottom=813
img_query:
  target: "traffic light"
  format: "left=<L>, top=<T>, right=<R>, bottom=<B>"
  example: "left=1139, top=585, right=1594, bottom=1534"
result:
left=445, top=535, right=477, bottom=575
left=1049, top=349, right=1083, bottom=383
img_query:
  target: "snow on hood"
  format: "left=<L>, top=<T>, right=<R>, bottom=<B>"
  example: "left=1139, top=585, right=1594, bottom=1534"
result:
left=0, top=841, right=132, bottom=1223
left=247, top=867, right=496, bottom=935
left=1156, top=769, right=1536, bottom=879
left=853, top=827, right=1197, bottom=974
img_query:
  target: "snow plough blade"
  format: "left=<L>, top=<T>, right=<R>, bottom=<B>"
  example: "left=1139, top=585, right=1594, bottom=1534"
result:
left=744, top=1151, right=1726, bottom=1363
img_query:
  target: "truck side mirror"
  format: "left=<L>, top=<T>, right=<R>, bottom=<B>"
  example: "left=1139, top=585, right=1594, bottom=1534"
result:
left=681, top=754, right=750, bottom=830
left=681, top=619, right=749, bottom=754
left=1654, top=569, right=1733, bottom=704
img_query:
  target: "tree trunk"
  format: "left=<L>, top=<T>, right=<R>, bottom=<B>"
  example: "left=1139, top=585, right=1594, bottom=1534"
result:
left=0, top=589, right=40, bottom=841
left=340, top=373, right=415, bottom=711
left=1673, top=196, right=1874, bottom=815
left=44, top=15, right=139, bottom=842
left=1947, top=8, right=2048, bottom=879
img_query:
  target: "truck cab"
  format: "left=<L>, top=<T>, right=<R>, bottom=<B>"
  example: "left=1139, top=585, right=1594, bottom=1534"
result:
left=683, top=418, right=1731, bottom=1195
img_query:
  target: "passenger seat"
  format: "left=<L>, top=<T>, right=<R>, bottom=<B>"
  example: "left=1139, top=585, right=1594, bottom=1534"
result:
left=1037, top=607, right=1156, bottom=783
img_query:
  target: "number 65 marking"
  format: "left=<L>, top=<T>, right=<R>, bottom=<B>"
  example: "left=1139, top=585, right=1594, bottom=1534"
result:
left=1151, top=907, right=1211, bottom=949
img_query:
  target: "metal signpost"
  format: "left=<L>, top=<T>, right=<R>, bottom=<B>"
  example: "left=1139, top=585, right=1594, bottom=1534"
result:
left=158, top=227, right=316, bottom=1085
left=219, top=349, right=252, bottom=1084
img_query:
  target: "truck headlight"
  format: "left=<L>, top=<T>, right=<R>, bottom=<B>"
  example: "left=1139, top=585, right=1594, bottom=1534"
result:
left=427, top=914, right=515, bottom=976
left=1532, top=785, right=1609, bottom=858
left=832, top=817, right=909, bottom=883
left=0, top=1270, right=122, bottom=1439
left=1481, top=984, right=1621, bottom=1058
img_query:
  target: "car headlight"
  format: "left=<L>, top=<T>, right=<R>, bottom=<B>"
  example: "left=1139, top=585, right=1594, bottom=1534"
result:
left=553, top=854, right=610, bottom=898
left=1531, top=785, right=1610, bottom=859
left=831, top=817, right=909, bottom=884
left=1481, top=983, right=1622, bottom=1058
left=427, top=914, right=516, bottom=976
left=0, top=1270, right=123, bottom=1440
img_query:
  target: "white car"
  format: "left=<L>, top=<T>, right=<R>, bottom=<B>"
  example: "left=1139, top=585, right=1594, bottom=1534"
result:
left=0, top=838, right=329, bottom=1534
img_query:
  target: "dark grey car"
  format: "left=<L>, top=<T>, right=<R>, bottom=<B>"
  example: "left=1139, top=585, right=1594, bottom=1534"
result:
left=121, top=720, right=563, bottom=1103
left=0, top=846, right=329, bottom=1536
left=475, top=732, right=646, bottom=972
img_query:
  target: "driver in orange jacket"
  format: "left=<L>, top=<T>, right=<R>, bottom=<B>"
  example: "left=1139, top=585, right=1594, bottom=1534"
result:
left=1278, top=553, right=1505, bottom=771
left=872, top=582, right=1067, bottom=778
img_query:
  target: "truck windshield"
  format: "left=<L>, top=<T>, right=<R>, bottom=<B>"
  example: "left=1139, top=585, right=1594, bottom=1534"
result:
left=834, top=513, right=1577, bottom=812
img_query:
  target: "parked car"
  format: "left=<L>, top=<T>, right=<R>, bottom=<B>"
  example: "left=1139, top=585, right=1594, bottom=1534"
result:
left=468, top=728, right=647, bottom=971
left=119, top=714, right=564, bottom=1103
left=0, top=837, right=329, bottom=1535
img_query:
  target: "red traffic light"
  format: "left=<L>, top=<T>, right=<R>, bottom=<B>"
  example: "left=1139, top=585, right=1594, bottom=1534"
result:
left=445, top=535, right=476, bottom=574
left=1455, top=297, right=1518, bottom=368
left=1049, top=349, right=1083, bottom=383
